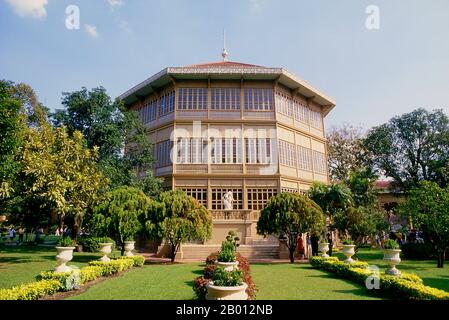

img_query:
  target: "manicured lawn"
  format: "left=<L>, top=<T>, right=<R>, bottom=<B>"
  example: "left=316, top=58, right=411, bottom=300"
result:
left=0, top=245, right=120, bottom=289
left=337, top=248, right=449, bottom=292
left=1, top=246, right=447, bottom=300
left=68, top=263, right=204, bottom=300
left=69, top=263, right=381, bottom=300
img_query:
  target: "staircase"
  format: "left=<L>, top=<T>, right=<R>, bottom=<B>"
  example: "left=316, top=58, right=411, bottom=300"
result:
left=180, top=244, right=279, bottom=261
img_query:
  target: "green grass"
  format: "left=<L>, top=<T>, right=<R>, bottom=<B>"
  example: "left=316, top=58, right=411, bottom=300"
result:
left=0, top=245, right=121, bottom=288
left=68, top=263, right=204, bottom=300
left=1, top=246, right=447, bottom=300
left=337, top=248, right=449, bottom=292
left=69, top=263, right=381, bottom=300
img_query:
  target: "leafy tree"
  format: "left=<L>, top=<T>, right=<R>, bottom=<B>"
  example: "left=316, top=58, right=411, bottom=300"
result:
left=257, top=192, right=326, bottom=263
left=333, top=206, right=388, bottom=245
left=308, top=182, right=353, bottom=218
left=0, top=81, right=24, bottom=204
left=327, top=124, right=368, bottom=182
left=346, top=169, right=378, bottom=207
left=17, top=119, right=107, bottom=238
left=52, top=87, right=162, bottom=195
left=363, top=108, right=449, bottom=191
left=88, top=186, right=153, bottom=255
left=145, top=189, right=212, bottom=262
left=399, top=181, right=449, bottom=268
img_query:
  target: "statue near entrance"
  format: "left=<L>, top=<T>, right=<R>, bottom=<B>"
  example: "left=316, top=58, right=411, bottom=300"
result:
left=222, top=191, right=234, bottom=211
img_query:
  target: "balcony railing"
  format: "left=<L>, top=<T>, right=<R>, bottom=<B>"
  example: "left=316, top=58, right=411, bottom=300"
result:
left=210, top=210, right=260, bottom=221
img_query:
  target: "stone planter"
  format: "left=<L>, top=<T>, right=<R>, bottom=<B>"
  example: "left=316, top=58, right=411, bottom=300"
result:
left=319, top=242, right=330, bottom=258
left=342, top=245, right=356, bottom=263
left=99, top=243, right=113, bottom=262
left=55, top=246, right=75, bottom=273
left=124, top=241, right=135, bottom=257
left=206, top=282, right=248, bottom=300
left=383, top=249, right=402, bottom=276
left=215, top=260, right=239, bottom=272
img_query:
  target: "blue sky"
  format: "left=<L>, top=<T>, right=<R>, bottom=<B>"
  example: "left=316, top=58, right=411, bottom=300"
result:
left=1, top=0, right=448, bottom=129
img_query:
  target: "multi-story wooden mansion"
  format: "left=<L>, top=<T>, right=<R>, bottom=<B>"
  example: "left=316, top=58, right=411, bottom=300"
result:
left=120, top=59, right=336, bottom=259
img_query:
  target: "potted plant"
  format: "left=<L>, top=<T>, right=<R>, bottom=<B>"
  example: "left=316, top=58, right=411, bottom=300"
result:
left=98, top=237, right=115, bottom=262
left=55, top=237, right=76, bottom=273
left=318, top=236, right=330, bottom=258
left=206, top=267, right=248, bottom=300
left=383, top=239, right=402, bottom=276
left=341, top=238, right=356, bottom=263
left=124, top=237, right=136, bottom=257
left=216, top=231, right=239, bottom=271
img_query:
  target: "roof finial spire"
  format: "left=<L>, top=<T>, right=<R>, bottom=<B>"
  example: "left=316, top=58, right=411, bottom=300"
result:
left=222, top=29, right=228, bottom=62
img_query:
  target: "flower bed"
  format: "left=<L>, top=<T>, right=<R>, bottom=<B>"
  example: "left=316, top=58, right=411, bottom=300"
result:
left=310, top=256, right=449, bottom=300
left=193, top=252, right=257, bottom=300
left=0, top=255, right=145, bottom=300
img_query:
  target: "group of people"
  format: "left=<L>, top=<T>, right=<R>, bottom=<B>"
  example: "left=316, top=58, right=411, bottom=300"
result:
left=6, top=226, right=43, bottom=243
left=296, top=232, right=334, bottom=259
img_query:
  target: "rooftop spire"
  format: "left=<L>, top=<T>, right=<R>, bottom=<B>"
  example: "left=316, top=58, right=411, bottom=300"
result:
left=222, top=29, right=228, bottom=62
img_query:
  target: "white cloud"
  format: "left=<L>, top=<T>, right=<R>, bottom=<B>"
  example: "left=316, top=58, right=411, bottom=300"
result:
left=118, top=20, right=132, bottom=34
left=84, top=24, right=99, bottom=38
left=5, top=0, right=48, bottom=19
left=107, top=0, right=124, bottom=8
left=249, top=0, right=265, bottom=11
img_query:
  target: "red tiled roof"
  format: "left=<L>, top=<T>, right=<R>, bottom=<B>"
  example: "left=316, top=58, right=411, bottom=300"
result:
left=184, top=61, right=264, bottom=68
left=375, top=180, right=392, bottom=189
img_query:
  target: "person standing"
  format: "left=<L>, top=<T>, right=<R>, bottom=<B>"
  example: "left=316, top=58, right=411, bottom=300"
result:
left=297, top=234, right=305, bottom=260
left=327, top=232, right=333, bottom=256
left=8, top=227, right=16, bottom=241
left=18, top=227, right=25, bottom=243
left=310, top=233, right=319, bottom=256
left=306, top=233, right=312, bottom=259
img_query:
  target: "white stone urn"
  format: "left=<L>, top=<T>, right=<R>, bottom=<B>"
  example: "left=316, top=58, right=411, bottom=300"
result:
left=124, top=241, right=135, bottom=257
left=215, top=260, right=239, bottom=272
left=206, top=282, right=248, bottom=300
left=319, top=242, right=330, bottom=258
left=99, top=243, right=113, bottom=262
left=342, top=245, right=356, bottom=263
left=55, top=246, right=75, bottom=273
left=383, top=249, right=402, bottom=276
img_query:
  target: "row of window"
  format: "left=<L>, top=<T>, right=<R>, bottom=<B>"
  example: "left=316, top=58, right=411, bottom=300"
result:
left=176, top=138, right=273, bottom=165
left=275, top=92, right=323, bottom=130
left=181, top=188, right=277, bottom=211
left=157, top=138, right=326, bottom=174
left=138, top=88, right=275, bottom=119
left=139, top=91, right=175, bottom=123
left=278, top=140, right=327, bottom=174
left=138, top=89, right=323, bottom=128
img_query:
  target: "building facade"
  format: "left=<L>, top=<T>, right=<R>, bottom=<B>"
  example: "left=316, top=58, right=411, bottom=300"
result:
left=120, top=61, right=336, bottom=257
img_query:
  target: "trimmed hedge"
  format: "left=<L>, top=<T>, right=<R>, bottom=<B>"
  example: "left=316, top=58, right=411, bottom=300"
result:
left=310, top=256, right=449, bottom=300
left=0, top=279, right=62, bottom=300
left=0, top=255, right=145, bottom=300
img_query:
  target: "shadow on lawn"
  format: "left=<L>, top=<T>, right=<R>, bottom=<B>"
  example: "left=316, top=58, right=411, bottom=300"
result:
left=420, top=277, right=449, bottom=292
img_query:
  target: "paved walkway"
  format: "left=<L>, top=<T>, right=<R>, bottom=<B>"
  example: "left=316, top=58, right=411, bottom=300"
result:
left=139, top=251, right=311, bottom=264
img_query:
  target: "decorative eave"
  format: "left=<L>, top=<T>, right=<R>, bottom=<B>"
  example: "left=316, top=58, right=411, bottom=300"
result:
left=119, top=63, right=336, bottom=116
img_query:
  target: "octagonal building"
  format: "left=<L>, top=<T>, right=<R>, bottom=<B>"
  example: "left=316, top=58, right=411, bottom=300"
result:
left=120, top=59, right=335, bottom=259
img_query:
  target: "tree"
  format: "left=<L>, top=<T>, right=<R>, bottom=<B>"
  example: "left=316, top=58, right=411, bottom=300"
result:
left=308, top=182, right=353, bottom=218
left=333, top=206, right=388, bottom=245
left=399, top=181, right=449, bottom=268
left=257, top=192, right=326, bottom=263
left=346, top=169, right=378, bottom=208
left=327, top=124, right=368, bottom=182
left=0, top=80, right=24, bottom=205
left=145, top=189, right=212, bottom=262
left=88, top=186, right=153, bottom=255
left=363, top=108, right=449, bottom=191
left=17, top=120, right=107, bottom=238
left=52, top=87, right=162, bottom=195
